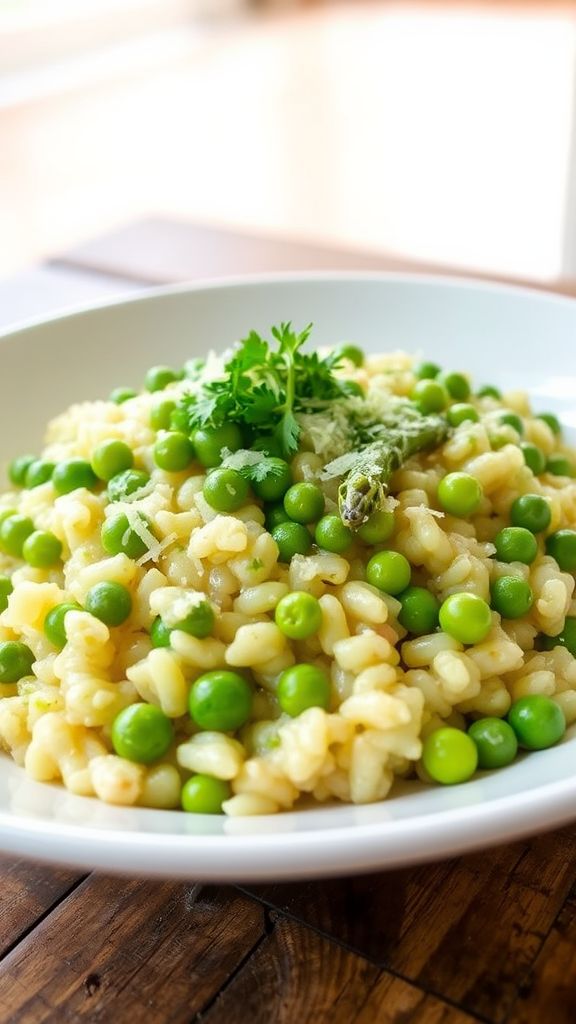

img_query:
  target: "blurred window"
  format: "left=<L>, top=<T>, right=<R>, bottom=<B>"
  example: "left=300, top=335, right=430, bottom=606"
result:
left=0, top=0, right=248, bottom=74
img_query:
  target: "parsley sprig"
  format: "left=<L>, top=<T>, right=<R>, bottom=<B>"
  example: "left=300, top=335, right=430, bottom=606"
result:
left=178, top=322, right=349, bottom=457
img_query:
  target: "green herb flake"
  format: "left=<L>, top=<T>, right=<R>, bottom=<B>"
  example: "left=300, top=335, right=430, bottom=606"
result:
left=176, top=322, right=350, bottom=458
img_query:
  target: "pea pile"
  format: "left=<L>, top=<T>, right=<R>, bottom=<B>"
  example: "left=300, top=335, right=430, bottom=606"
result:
left=0, top=334, right=574, bottom=818
left=422, top=694, right=566, bottom=786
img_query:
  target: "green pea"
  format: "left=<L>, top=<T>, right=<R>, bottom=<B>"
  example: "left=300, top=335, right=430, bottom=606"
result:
left=314, top=515, right=353, bottom=554
left=0, top=509, right=17, bottom=529
left=498, top=411, right=524, bottom=435
left=546, top=454, right=573, bottom=477
left=111, top=703, right=174, bottom=763
left=203, top=468, right=250, bottom=513
left=150, top=398, right=176, bottom=431
left=520, top=442, right=546, bottom=476
left=173, top=600, right=214, bottom=638
left=44, top=602, right=81, bottom=649
left=490, top=576, right=533, bottom=619
left=439, top=592, right=492, bottom=644
left=109, top=387, right=137, bottom=405
left=493, top=527, right=538, bottom=565
left=537, top=412, right=561, bottom=436
left=545, top=530, right=576, bottom=572
left=107, top=469, right=150, bottom=503
left=150, top=616, right=172, bottom=648
left=85, top=581, right=132, bottom=626
left=446, top=403, right=480, bottom=427
left=437, top=473, right=482, bottom=517
left=476, top=384, right=502, bottom=400
left=283, top=482, right=324, bottom=524
left=189, top=670, right=252, bottom=731
left=489, top=429, right=513, bottom=451
left=411, top=379, right=449, bottom=414
left=8, top=455, right=35, bottom=487
left=25, top=460, right=55, bottom=489
left=271, top=522, right=312, bottom=562
left=413, top=361, right=440, bottom=380
left=277, top=663, right=331, bottom=717
left=193, top=424, right=243, bottom=468
left=357, top=508, right=395, bottom=545
left=101, top=512, right=153, bottom=560
left=22, top=530, right=62, bottom=568
left=265, top=504, right=292, bottom=532
left=510, top=494, right=551, bottom=535
left=0, top=641, right=34, bottom=683
left=169, top=407, right=190, bottom=433
left=550, top=618, right=576, bottom=656
left=52, top=459, right=97, bottom=496
left=439, top=372, right=470, bottom=401
left=507, top=695, right=565, bottom=750
left=144, top=365, right=181, bottom=392
left=91, top=440, right=134, bottom=482
left=468, top=718, right=518, bottom=769
left=153, top=432, right=194, bottom=472
left=0, top=514, right=34, bottom=557
left=181, top=775, right=230, bottom=814
left=251, top=459, right=293, bottom=503
left=275, top=592, right=322, bottom=640
left=422, top=727, right=478, bottom=785
left=251, top=437, right=283, bottom=459
left=398, top=586, right=440, bottom=636
left=366, top=550, right=411, bottom=595
left=0, top=576, right=13, bottom=613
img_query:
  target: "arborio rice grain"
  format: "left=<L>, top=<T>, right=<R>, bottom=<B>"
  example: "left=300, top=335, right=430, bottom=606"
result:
left=0, top=340, right=574, bottom=816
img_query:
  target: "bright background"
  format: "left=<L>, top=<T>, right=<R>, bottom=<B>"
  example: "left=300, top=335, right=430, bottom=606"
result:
left=1, top=0, right=576, bottom=283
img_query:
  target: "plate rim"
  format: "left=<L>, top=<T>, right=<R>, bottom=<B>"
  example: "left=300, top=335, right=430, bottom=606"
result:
left=1, top=761, right=575, bottom=880
left=1, top=268, right=576, bottom=344
left=0, top=270, right=575, bottom=879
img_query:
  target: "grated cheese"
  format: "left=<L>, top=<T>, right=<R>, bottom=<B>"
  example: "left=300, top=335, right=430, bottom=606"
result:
left=122, top=505, right=178, bottom=565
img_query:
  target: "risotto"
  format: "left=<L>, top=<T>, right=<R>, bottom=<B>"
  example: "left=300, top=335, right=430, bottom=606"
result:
left=0, top=325, right=574, bottom=816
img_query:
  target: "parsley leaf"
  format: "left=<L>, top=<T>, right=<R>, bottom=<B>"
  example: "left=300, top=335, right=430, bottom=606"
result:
left=176, top=321, right=351, bottom=458
left=221, top=449, right=289, bottom=482
left=248, top=457, right=287, bottom=483
left=276, top=410, right=300, bottom=458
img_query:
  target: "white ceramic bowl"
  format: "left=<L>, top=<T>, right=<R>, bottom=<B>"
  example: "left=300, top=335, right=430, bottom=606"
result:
left=1, top=272, right=575, bottom=881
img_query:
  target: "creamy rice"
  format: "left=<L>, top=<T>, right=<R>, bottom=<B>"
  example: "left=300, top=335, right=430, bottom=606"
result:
left=0, top=344, right=574, bottom=815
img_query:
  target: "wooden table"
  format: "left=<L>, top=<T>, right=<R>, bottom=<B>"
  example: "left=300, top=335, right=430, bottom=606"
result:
left=1, top=220, right=575, bottom=1024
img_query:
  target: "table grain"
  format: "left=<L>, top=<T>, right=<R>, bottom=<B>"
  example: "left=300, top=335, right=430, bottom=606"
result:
left=2, top=219, right=576, bottom=1023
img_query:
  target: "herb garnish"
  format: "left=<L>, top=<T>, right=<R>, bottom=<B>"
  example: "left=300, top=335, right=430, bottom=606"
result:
left=177, top=323, right=349, bottom=458
left=177, top=323, right=451, bottom=527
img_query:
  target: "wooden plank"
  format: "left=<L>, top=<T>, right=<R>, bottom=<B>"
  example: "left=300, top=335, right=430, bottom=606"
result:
left=244, top=826, right=576, bottom=1023
left=507, top=887, right=576, bottom=1024
left=55, top=216, right=576, bottom=296
left=243, top=868, right=414, bottom=964
left=0, top=876, right=265, bottom=1023
left=199, top=916, right=479, bottom=1024
left=53, top=217, right=412, bottom=284
left=0, top=855, right=84, bottom=958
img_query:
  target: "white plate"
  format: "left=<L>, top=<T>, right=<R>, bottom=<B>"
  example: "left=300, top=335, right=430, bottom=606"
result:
left=1, top=272, right=576, bottom=881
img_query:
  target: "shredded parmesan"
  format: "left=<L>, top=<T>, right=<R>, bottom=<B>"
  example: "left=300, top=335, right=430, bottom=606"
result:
left=121, top=504, right=179, bottom=565
left=150, top=587, right=212, bottom=627
left=221, top=449, right=265, bottom=472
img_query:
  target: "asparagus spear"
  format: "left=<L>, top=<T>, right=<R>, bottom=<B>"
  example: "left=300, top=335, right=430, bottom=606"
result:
left=322, top=412, right=450, bottom=527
